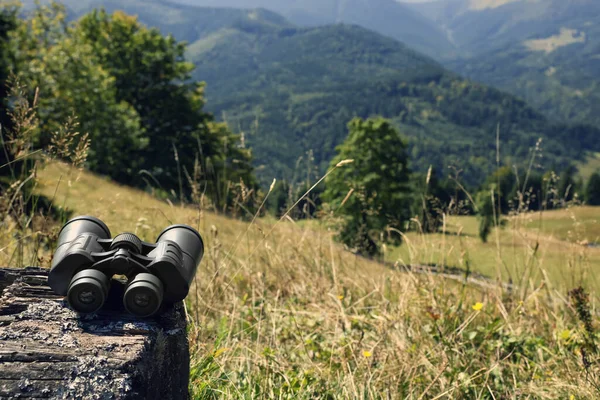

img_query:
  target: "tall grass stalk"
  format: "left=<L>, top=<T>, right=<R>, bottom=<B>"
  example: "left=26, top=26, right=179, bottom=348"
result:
left=33, top=159, right=600, bottom=399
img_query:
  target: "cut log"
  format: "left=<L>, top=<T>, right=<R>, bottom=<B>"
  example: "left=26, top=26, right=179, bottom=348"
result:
left=0, top=267, right=189, bottom=399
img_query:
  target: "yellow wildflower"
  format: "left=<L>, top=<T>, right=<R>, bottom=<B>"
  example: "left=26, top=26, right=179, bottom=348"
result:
left=214, top=347, right=229, bottom=358
left=560, top=330, right=571, bottom=340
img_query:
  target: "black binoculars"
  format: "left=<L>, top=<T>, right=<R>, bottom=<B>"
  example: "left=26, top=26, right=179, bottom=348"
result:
left=48, top=216, right=204, bottom=317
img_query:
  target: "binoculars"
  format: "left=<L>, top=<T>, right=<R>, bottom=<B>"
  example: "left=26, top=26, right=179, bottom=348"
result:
left=48, top=216, right=204, bottom=317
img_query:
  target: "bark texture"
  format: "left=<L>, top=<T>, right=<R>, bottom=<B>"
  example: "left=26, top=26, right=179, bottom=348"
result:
left=0, top=267, right=189, bottom=399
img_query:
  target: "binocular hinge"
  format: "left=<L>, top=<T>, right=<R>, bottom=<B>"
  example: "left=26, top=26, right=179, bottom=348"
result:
left=89, top=249, right=153, bottom=278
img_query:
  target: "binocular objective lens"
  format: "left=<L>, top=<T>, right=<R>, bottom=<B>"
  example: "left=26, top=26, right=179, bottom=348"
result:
left=134, top=292, right=151, bottom=308
left=123, top=273, right=164, bottom=317
left=67, top=270, right=110, bottom=314
left=78, top=290, right=96, bottom=305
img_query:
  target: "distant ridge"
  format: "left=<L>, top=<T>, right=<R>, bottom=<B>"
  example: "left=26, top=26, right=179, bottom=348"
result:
left=161, top=0, right=458, bottom=57
left=19, top=0, right=600, bottom=186
left=407, top=0, right=600, bottom=128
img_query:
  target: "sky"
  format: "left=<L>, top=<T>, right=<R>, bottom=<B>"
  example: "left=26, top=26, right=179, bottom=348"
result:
left=397, top=0, right=445, bottom=3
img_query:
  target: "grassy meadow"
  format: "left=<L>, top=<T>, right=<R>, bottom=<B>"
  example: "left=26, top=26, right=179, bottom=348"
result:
left=576, top=152, right=600, bottom=183
left=387, top=208, right=600, bottom=296
left=1, top=3, right=599, bottom=398
left=0, top=160, right=596, bottom=398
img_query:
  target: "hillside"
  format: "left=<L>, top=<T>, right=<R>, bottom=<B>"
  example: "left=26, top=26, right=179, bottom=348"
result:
left=5, top=160, right=594, bottom=398
left=3, top=3, right=600, bottom=397
left=409, top=0, right=600, bottom=55
left=19, top=0, right=600, bottom=187
left=20, top=0, right=294, bottom=42
left=165, top=0, right=457, bottom=57
left=33, top=0, right=600, bottom=130
left=183, top=16, right=599, bottom=186
left=408, top=0, right=600, bottom=127
left=24, top=0, right=455, bottom=57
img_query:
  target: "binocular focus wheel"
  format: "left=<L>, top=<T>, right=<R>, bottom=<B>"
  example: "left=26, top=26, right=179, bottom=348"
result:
left=123, top=273, right=164, bottom=317
left=110, top=233, right=143, bottom=253
left=67, top=270, right=110, bottom=314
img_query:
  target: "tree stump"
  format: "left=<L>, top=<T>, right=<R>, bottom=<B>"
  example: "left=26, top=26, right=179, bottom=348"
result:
left=0, top=267, right=189, bottom=399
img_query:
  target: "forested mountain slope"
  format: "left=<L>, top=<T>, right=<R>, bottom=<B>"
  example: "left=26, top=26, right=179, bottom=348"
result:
left=185, top=17, right=598, bottom=185
left=408, top=0, right=600, bottom=127
left=20, top=0, right=600, bottom=187
left=163, top=0, right=457, bottom=57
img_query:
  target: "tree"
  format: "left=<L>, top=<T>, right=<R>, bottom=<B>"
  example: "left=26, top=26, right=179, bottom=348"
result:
left=322, top=117, right=411, bottom=256
left=0, top=3, right=18, bottom=178
left=292, top=180, right=323, bottom=220
left=486, top=166, right=516, bottom=214
left=0, top=3, right=17, bottom=131
left=511, top=171, right=545, bottom=212
left=586, top=172, right=600, bottom=206
left=12, top=3, right=146, bottom=181
left=266, top=179, right=290, bottom=217
left=75, top=9, right=256, bottom=206
left=557, top=165, right=578, bottom=205
left=476, top=166, right=517, bottom=242
left=412, top=167, right=452, bottom=233
left=476, top=189, right=495, bottom=243
left=9, top=4, right=256, bottom=212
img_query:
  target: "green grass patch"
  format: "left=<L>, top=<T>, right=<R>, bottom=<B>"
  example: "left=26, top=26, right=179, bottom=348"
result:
left=576, top=152, right=600, bottom=181
left=6, top=162, right=595, bottom=399
left=386, top=211, right=600, bottom=294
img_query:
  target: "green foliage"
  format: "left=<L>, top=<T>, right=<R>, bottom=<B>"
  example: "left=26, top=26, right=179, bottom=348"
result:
left=585, top=172, right=600, bottom=206
left=5, top=2, right=257, bottom=212
left=488, top=166, right=517, bottom=215
left=291, top=180, right=323, bottom=220
left=556, top=164, right=579, bottom=205
left=322, top=117, right=411, bottom=256
left=476, top=190, right=494, bottom=243
left=0, top=3, right=17, bottom=133
left=475, top=166, right=521, bottom=243
left=12, top=4, right=147, bottom=181
left=266, top=179, right=289, bottom=217
left=473, top=162, right=589, bottom=243
left=34, top=0, right=455, bottom=58
left=185, top=18, right=599, bottom=189
left=476, top=162, right=586, bottom=222
left=74, top=9, right=257, bottom=207
left=411, top=167, right=461, bottom=233
left=75, top=9, right=197, bottom=181
left=415, top=0, right=600, bottom=130
left=0, top=2, right=20, bottom=181
left=19, top=2, right=600, bottom=190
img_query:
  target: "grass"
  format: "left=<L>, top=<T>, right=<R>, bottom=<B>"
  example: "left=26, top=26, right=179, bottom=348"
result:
left=2, top=58, right=599, bottom=400
left=386, top=209, right=600, bottom=296
left=576, top=152, right=600, bottom=182
left=524, top=28, right=586, bottom=54
left=1, top=79, right=598, bottom=397
left=10, top=161, right=595, bottom=398
left=523, top=207, right=600, bottom=244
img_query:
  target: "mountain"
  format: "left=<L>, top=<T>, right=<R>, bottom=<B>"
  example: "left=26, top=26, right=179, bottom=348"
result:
left=182, top=13, right=598, bottom=185
left=19, top=0, right=600, bottom=187
left=407, top=0, right=600, bottom=56
left=406, top=0, right=600, bottom=127
left=29, top=0, right=600, bottom=131
left=163, top=0, right=458, bottom=58
left=20, top=0, right=294, bottom=43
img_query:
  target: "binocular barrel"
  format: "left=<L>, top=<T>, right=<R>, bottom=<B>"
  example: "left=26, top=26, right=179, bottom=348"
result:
left=48, top=216, right=111, bottom=295
left=48, top=216, right=204, bottom=317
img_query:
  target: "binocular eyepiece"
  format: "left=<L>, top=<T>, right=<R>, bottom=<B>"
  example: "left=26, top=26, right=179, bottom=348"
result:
left=48, top=216, right=204, bottom=317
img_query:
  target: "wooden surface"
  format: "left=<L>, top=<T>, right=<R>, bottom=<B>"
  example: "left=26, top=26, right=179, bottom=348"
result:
left=0, top=268, right=189, bottom=399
